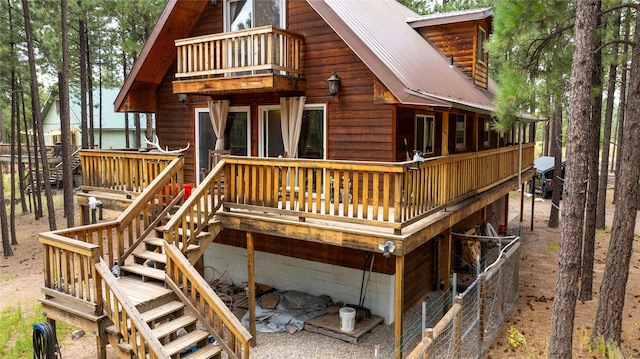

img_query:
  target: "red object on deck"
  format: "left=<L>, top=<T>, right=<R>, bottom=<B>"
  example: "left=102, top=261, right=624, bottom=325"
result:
left=182, top=184, right=192, bottom=200
left=163, top=184, right=192, bottom=201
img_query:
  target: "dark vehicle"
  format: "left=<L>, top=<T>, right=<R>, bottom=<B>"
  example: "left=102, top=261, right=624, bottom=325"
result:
left=532, top=156, right=566, bottom=198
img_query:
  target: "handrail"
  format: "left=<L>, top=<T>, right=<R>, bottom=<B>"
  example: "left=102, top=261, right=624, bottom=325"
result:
left=175, top=25, right=303, bottom=78
left=96, top=259, right=170, bottom=359
left=165, top=242, right=251, bottom=359
left=115, top=157, right=184, bottom=264
left=163, top=159, right=226, bottom=258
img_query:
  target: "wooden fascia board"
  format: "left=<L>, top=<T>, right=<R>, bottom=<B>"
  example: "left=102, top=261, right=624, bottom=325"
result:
left=172, top=75, right=306, bottom=95
left=115, top=0, right=208, bottom=112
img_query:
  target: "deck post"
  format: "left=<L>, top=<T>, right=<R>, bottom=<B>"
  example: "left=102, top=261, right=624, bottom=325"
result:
left=443, top=228, right=452, bottom=290
left=394, top=255, right=404, bottom=359
left=442, top=113, right=449, bottom=156
left=96, top=332, right=107, bottom=359
left=246, top=232, right=257, bottom=347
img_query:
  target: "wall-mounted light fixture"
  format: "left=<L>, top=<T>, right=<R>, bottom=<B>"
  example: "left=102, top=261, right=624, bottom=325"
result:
left=211, top=0, right=220, bottom=6
left=378, top=241, right=396, bottom=258
left=327, top=72, right=341, bottom=97
left=178, top=93, right=187, bottom=102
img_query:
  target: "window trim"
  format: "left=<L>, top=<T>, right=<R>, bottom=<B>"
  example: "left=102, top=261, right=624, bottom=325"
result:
left=415, top=114, right=435, bottom=154
left=195, top=106, right=251, bottom=183
left=224, top=0, right=286, bottom=32
left=455, top=114, right=466, bottom=149
left=258, top=103, right=326, bottom=159
left=477, top=27, right=487, bottom=64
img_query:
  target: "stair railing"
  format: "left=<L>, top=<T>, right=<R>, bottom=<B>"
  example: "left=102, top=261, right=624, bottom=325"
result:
left=116, top=156, right=184, bottom=265
left=39, top=155, right=185, bottom=315
left=163, top=158, right=226, bottom=259
left=95, top=258, right=170, bottom=359
left=165, top=242, right=251, bottom=359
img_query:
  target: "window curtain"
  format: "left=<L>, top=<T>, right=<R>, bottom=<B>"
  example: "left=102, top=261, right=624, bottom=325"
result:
left=207, top=99, right=230, bottom=150
left=280, top=96, right=306, bottom=158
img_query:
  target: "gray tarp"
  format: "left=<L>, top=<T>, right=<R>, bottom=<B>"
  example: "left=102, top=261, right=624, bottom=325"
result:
left=241, top=290, right=333, bottom=333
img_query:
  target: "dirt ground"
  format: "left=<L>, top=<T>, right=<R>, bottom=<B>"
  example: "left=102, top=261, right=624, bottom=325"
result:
left=1, top=188, right=639, bottom=358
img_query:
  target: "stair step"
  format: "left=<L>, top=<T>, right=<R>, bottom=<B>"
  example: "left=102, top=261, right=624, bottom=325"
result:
left=133, top=250, right=166, bottom=264
left=120, top=263, right=165, bottom=281
left=141, top=301, right=186, bottom=323
left=151, top=314, right=197, bottom=340
left=105, top=301, right=187, bottom=335
left=164, top=329, right=210, bottom=357
left=182, top=343, right=222, bottom=359
left=145, top=237, right=201, bottom=253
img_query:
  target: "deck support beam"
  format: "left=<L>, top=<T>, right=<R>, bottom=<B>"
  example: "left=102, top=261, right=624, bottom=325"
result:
left=394, top=255, right=404, bottom=358
left=247, top=232, right=257, bottom=347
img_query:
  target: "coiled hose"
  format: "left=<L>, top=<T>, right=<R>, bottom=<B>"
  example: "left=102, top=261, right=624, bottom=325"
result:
left=32, top=322, right=61, bottom=359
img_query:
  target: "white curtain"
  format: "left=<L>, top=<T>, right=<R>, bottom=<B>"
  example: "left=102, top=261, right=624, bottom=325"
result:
left=280, top=96, right=306, bottom=158
left=207, top=99, right=230, bottom=150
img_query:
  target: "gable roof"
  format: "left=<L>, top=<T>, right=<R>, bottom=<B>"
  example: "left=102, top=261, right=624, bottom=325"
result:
left=308, top=0, right=496, bottom=113
left=116, top=0, right=496, bottom=114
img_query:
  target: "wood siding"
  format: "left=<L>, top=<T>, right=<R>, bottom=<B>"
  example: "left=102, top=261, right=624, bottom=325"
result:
left=419, top=19, right=491, bottom=89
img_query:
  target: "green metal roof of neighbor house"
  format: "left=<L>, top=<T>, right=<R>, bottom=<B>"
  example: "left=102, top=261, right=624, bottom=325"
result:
left=70, top=88, right=148, bottom=129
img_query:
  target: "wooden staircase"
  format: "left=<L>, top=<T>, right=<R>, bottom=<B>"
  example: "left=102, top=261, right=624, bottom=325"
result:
left=39, top=153, right=250, bottom=359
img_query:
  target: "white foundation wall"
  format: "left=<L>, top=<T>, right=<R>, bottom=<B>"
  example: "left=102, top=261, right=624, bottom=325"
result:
left=204, top=243, right=397, bottom=323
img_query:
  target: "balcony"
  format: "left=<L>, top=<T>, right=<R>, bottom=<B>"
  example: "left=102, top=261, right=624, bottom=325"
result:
left=173, top=26, right=305, bottom=96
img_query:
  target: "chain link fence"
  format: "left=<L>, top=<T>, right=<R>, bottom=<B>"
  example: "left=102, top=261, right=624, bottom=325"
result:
left=382, top=236, right=521, bottom=359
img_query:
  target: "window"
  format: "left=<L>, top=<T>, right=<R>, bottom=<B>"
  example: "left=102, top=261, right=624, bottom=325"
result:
left=415, top=114, right=434, bottom=154
left=259, top=104, right=325, bottom=159
left=477, top=27, right=487, bottom=63
left=196, top=107, right=250, bottom=182
left=455, top=114, right=466, bottom=149
left=226, top=0, right=284, bottom=31
left=483, top=120, right=491, bottom=146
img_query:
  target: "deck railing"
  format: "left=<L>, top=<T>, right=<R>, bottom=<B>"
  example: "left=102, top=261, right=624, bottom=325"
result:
left=39, top=234, right=103, bottom=315
left=163, top=159, right=225, bottom=258
left=165, top=242, right=251, bottom=359
left=222, top=144, right=534, bottom=232
left=175, top=25, right=303, bottom=78
left=39, top=154, right=184, bottom=315
left=80, top=150, right=178, bottom=195
left=96, top=259, right=169, bottom=359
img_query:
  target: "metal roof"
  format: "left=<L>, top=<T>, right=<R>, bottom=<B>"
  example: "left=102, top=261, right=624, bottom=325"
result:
left=406, top=7, right=493, bottom=28
left=309, top=0, right=496, bottom=113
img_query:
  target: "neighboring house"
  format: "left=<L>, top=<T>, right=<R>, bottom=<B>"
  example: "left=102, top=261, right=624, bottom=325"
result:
left=114, top=0, right=534, bottom=324
left=40, top=87, right=154, bottom=149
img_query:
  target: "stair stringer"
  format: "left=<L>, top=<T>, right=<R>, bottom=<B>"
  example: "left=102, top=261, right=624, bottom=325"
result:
left=186, top=219, right=223, bottom=266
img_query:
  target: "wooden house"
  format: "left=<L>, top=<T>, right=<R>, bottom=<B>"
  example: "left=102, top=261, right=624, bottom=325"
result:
left=38, top=1, right=534, bottom=358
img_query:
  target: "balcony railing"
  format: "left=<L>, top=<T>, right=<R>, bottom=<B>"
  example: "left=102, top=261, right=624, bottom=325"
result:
left=175, top=25, right=303, bottom=78
left=221, top=144, right=534, bottom=233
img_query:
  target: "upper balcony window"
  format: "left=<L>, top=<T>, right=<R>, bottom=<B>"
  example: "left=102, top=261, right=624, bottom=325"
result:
left=455, top=114, right=466, bottom=149
left=226, top=0, right=284, bottom=32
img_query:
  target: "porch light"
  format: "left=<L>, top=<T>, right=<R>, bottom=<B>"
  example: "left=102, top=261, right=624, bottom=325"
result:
left=327, top=72, right=341, bottom=97
left=178, top=93, right=187, bottom=102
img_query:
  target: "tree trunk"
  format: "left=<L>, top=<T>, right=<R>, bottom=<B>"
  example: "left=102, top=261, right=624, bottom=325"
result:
left=16, top=89, right=27, bottom=214
left=596, top=13, right=621, bottom=230
left=9, top=77, right=17, bottom=245
left=591, top=10, right=640, bottom=347
left=87, top=35, right=94, bottom=149
left=60, top=0, right=74, bottom=228
left=22, top=0, right=56, bottom=230
left=79, top=4, right=88, bottom=150
left=548, top=1, right=598, bottom=357
left=612, top=16, right=630, bottom=202
left=134, top=113, right=141, bottom=148
left=548, top=98, right=562, bottom=228
left=146, top=113, right=153, bottom=146
left=0, top=164, right=13, bottom=256
left=579, top=0, right=603, bottom=302
left=20, top=90, right=34, bottom=214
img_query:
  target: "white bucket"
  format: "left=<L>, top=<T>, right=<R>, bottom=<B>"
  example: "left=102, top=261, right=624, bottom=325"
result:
left=339, top=307, right=356, bottom=332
